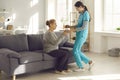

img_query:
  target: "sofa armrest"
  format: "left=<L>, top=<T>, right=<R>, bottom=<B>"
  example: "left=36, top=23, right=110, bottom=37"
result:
left=0, top=48, right=21, bottom=58
left=63, top=42, right=74, bottom=48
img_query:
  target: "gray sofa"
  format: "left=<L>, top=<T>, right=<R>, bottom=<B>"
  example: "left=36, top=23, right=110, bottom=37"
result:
left=0, top=32, right=74, bottom=80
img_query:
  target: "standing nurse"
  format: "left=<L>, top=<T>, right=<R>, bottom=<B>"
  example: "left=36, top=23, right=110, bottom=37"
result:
left=65, top=1, right=94, bottom=71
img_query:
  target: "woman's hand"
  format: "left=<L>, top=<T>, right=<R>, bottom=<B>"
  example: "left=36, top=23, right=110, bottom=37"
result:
left=70, top=27, right=76, bottom=32
left=62, top=30, right=70, bottom=35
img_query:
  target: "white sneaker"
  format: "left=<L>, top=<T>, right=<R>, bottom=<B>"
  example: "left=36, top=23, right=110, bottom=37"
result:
left=73, top=68, right=85, bottom=72
left=88, top=61, right=94, bottom=71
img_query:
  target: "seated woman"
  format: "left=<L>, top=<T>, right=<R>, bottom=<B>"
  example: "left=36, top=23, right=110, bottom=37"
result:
left=43, top=19, right=72, bottom=74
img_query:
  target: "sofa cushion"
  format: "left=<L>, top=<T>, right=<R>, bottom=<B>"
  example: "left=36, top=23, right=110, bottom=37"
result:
left=27, top=34, right=43, bottom=51
left=0, top=34, right=29, bottom=52
left=33, top=50, right=56, bottom=61
left=19, top=51, right=55, bottom=64
left=33, top=50, right=45, bottom=53
left=19, top=51, right=43, bottom=64
left=43, top=53, right=56, bottom=61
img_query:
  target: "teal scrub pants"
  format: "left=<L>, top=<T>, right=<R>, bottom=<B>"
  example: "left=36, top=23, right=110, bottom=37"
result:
left=73, top=29, right=90, bottom=68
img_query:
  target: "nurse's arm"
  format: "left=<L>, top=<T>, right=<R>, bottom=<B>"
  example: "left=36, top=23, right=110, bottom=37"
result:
left=76, top=21, right=89, bottom=32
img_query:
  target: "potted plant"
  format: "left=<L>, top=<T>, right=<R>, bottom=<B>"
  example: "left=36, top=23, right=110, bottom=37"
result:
left=116, top=27, right=120, bottom=31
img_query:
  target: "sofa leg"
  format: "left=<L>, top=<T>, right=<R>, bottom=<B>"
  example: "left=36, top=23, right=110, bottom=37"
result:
left=12, top=75, right=16, bottom=80
left=0, top=70, right=2, bottom=80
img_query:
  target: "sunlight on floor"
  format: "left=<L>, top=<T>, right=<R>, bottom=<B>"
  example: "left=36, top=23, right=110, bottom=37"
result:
left=58, top=74, right=120, bottom=80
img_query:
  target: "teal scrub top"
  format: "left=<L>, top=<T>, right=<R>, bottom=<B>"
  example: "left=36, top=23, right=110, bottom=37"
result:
left=77, top=11, right=90, bottom=29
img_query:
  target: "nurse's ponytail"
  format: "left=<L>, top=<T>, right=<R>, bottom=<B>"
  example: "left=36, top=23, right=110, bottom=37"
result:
left=84, top=6, right=88, bottom=11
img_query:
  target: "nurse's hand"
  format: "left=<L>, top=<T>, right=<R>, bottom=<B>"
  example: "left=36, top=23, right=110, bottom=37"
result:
left=70, top=27, right=76, bottom=32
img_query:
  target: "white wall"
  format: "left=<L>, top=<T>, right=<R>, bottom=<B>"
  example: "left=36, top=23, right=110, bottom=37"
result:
left=45, top=0, right=56, bottom=20
left=0, top=0, right=45, bottom=34
left=94, top=32, right=120, bottom=53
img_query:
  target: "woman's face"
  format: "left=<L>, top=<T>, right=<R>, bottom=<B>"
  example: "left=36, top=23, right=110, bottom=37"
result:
left=75, top=6, right=83, bottom=13
left=50, top=21, right=57, bottom=30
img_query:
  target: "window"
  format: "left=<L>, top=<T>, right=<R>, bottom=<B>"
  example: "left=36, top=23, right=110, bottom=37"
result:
left=104, top=0, right=120, bottom=31
left=56, top=0, right=72, bottom=31
left=46, top=0, right=72, bottom=31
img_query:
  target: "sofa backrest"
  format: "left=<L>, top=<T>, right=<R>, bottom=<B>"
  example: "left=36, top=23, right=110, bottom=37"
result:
left=27, top=34, right=43, bottom=51
left=0, top=32, right=69, bottom=52
left=0, top=34, right=29, bottom=52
